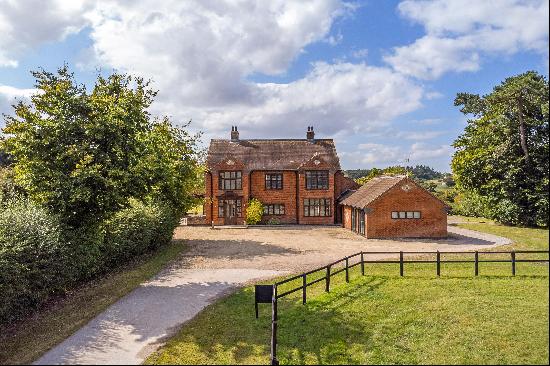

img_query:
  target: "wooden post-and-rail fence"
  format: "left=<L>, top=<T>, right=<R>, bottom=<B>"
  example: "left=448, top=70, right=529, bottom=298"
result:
left=253, top=249, right=549, bottom=365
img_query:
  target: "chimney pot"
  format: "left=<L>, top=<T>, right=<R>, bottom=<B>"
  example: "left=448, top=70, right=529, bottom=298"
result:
left=306, top=125, right=315, bottom=141
left=231, top=125, right=239, bottom=141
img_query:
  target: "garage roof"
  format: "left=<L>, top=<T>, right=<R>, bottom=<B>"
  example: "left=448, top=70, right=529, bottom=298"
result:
left=340, top=175, right=407, bottom=209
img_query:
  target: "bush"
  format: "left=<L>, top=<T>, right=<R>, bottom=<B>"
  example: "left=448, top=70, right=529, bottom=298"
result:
left=245, top=199, right=263, bottom=225
left=452, top=190, right=493, bottom=219
left=0, top=198, right=179, bottom=324
left=0, top=200, right=68, bottom=323
left=101, top=200, right=178, bottom=267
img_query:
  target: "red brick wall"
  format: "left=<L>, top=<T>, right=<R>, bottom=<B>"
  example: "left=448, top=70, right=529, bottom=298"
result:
left=206, top=162, right=249, bottom=225
left=251, top=171, right=297, bottom=224
left=205, top=165, right=349, bottom=225
left=204, top=172, right=213, bottom=224
left=334, top=172, right=360, bottom=223
left=298, top=172, right=335, bottom=225
left=365, top=180, right=447, bottom=238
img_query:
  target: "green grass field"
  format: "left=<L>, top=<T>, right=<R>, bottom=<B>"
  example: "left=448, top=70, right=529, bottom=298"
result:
left=146, top=220, right=549, bottom=365
left=0, top=240, right=186, bottom=365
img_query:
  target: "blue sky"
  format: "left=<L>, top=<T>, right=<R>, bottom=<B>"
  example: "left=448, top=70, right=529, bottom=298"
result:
left=0, top=0, right=548, bottom=172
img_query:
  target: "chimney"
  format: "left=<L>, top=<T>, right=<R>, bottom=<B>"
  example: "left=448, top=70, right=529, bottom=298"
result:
left=231, top=126, right=239, bottom=141
left=306, top=126, right=315, bottom=141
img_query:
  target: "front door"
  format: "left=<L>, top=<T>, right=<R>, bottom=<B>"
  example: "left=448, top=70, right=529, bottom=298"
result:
left=223, top=199, right=240, bottom=225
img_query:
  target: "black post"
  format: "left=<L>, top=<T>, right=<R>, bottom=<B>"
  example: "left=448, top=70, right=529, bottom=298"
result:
left=255, top=301, right=259, bottom=319
left=436, top=250, right=440, bottom=277
left=511, top=251, right=516, bottom=276
left=302, top=274, right=307, bottom=304
left=361, top=252, right=365, bottom=276
left=475, top=251, right=479, bottom=276
left=345, top=257, right=349, bottom=282
left=326, top=265, right=331, bottom=292
left=399, top=251, right=404, bottom=277
left=270, top=285, right=279, bottom=365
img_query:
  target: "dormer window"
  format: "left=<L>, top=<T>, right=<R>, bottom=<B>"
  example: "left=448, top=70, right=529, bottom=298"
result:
left=219, top=171, right=242, bottom=190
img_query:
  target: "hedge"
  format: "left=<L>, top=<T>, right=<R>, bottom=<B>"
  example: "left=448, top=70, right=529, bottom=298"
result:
left=0, top=199, right=179, bottom=324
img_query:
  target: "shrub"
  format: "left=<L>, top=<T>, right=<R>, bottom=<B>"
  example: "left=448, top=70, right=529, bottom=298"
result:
left=245, top=199, right=263, bottom=225
left=101, top=199, right=178, bottom=267
left=0, top=198, right=180, bottom=325
left=452, top=190, right=493, bottom=219
left=267, top=217, right=281, bottom=225
left=0, top=200, right=68, bottom=323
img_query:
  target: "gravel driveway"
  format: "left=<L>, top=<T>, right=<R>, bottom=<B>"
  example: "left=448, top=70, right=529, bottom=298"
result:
left=35, top=225, right=510, bottom=365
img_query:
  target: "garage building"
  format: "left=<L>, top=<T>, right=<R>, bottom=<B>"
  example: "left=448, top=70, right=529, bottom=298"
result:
left=340, top=175, right=448, bottom=238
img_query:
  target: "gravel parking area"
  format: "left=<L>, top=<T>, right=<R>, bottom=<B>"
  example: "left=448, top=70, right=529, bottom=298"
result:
left=175, top=224, right=511, bottom=273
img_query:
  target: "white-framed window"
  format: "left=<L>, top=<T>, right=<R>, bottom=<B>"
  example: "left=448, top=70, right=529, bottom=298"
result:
left=264, top=204, right=285, bottom=215
left=392, top=211, right=421, bottom=219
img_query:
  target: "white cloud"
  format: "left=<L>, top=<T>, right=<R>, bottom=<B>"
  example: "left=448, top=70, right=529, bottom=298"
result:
left=167, top=62, right=424, bottom=139
left=351, top=48, right=369, bottom=59
left=77, top=1, right=424, bottom=139
left=0, top=0, right=426, bottom=147
left=386, top=0, right=549, bottom=79
left=410, top=142, right=453, bottom=160
left=0, top=85, right=36, bottom=125
left=0, top=0, right=92, bottom=67
left=397, top=130, right=445, bottom=140
left=343, top=143, right=403, bottom=165
left=340, top=141, right=453, bottom=168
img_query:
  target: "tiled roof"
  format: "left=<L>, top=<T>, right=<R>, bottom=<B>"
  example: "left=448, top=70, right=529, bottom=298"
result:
left=340, top=175, right=407, bottom=208
left=206, top=139, right=341, bottom=171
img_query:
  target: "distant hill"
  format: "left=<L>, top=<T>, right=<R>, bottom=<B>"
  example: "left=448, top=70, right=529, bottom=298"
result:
left=345, top=165, right=444, bottom=181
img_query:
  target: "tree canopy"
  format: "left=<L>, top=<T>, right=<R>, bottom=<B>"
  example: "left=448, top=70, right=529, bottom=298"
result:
left=1, top=66, right=201, bottom=225
left=452, top=71, right=549, bottom=226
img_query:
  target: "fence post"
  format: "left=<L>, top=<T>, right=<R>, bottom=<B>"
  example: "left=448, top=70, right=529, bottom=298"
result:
left=436, top=250, right=440, bottom=277
left=345, top=257, right=349, bottom=282
left=270, top=285, right=279, bottom=365
left=399, top=251, right=404, bottom=277
left=326, top=265, right=331, bottom=292
left=302, top=274, right=307, bottom=304
left=361, top=251, right=365, bottom=276
left=474, top=251, right=479, bottom=276
left=511, top=251, right=516, bottom=276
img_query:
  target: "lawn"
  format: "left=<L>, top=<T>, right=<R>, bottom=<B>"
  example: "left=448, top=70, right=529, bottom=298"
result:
left=0, top=240, right=186, bottom=365
left=146, top=221, right=549, bottom=365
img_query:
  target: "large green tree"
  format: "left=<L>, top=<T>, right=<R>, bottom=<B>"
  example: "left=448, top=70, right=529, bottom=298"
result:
left=1, top=66, right=201, bottom=225
left=452, top=71, right=549, bottom=226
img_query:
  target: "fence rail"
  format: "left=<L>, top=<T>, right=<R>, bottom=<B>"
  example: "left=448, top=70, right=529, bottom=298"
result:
left=260, top=249, right=549, bottom=365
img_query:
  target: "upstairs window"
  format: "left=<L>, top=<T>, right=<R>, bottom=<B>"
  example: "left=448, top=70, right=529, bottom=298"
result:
left=265, top=173, right=283, bottom=190
left=264, top=204, right=285, bottom=215
left=219, top=171, right=242, bottom=190
left=305, top=171, right=329, bottom=190
left=391, top=211, right=421, bottom=219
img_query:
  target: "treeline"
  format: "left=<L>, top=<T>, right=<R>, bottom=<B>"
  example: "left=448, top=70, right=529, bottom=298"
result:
left=0, top=66, right=202, bottom=324
left=345, top=165, right=444, bottom=181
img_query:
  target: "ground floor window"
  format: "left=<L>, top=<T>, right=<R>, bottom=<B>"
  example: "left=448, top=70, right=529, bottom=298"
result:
left=264, top=204, right=285, bottom=215
left=218, top=199, right=242, bottom=217
left=391, top=211, right=421, bottom=219
left=304, top=198, right=331, bottom=217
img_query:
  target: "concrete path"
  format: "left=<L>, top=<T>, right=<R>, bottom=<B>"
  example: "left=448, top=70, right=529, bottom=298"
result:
left=34, top=268, right=282, bottom=365
left=34, top=225, right=510, bottom=365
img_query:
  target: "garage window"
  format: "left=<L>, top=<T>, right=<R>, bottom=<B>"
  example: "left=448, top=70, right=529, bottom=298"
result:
left=392, top=211, right=421, bottom=219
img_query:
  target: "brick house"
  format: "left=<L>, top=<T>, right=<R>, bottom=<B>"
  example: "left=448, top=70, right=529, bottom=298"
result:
left=340, top=175, right=448, bottom=238
left=204, top=126, right=359, bottom=225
